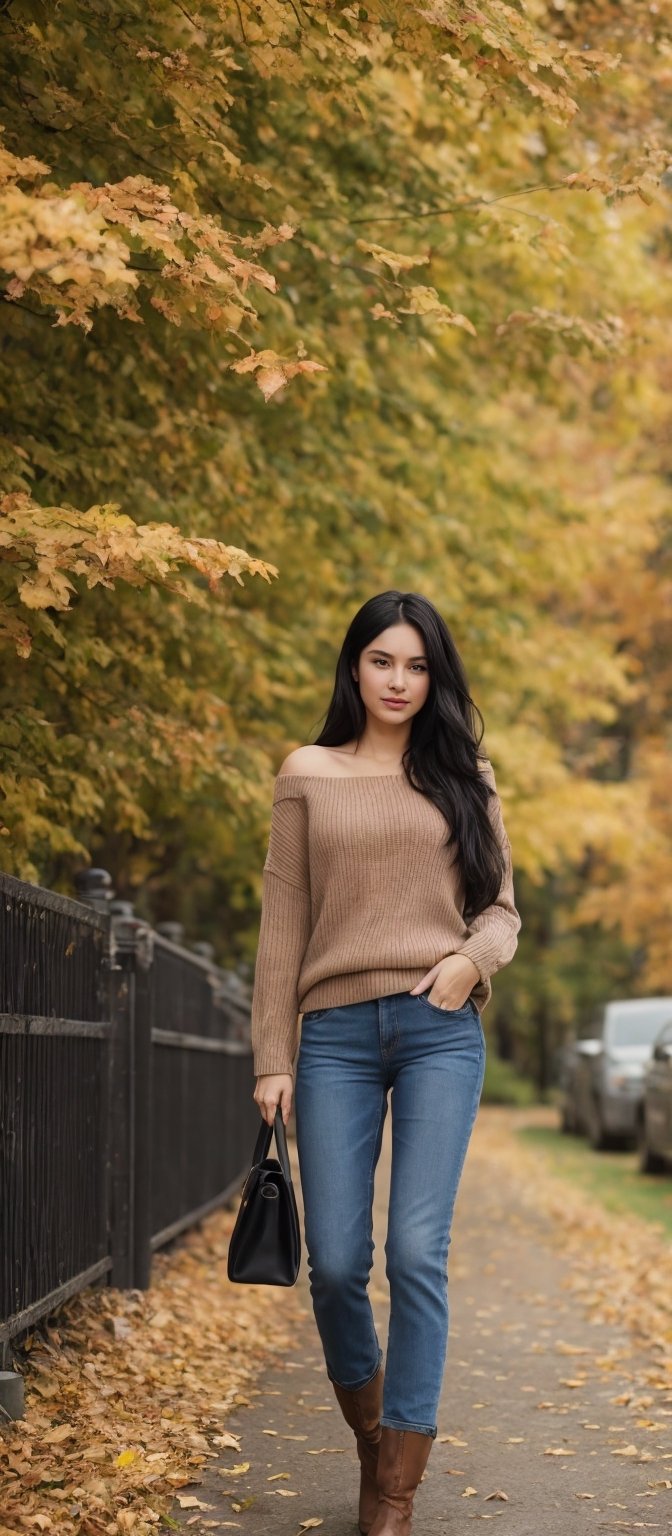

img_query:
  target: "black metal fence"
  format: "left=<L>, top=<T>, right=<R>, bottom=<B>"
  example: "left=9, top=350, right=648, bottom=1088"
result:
left=0, top=869, right=258, bottom=1352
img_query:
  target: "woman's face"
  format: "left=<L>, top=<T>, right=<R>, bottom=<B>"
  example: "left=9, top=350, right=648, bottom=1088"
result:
left=352, top=622, right=430, bottom=726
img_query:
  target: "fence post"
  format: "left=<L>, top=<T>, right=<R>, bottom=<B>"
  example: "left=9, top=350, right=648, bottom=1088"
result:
left=74, top=868, right=124, bottom=1285
left=156, top=922, right=184, bottom=945
left=74, top=867, right=115, bottom=914
left=110, top=912, right=154, bottom=1291
left=191, top=941, right=215, bottom=962
left=75, top=872, right=155, bottom=1292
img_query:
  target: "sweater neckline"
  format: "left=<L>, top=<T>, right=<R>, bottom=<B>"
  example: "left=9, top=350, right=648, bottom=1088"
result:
left=277, top=771, right=409, bottom=782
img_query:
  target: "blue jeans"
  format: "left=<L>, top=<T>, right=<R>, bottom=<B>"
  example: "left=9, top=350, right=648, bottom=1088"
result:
left=294, top=989, right=486, bottom=1438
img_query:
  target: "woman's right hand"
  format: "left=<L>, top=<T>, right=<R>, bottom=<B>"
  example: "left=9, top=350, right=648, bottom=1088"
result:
left=254, top=1072, right=293, bottom=1126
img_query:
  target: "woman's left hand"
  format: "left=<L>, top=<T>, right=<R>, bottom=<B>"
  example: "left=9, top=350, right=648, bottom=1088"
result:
left=409, top=953, right=481, bottom=1010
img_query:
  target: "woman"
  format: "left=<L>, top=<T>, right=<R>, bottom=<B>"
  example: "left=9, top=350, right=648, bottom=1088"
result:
left=251, top=591, right=521, bottom=1535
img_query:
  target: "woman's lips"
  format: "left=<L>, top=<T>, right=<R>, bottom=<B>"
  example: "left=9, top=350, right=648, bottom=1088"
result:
left=382, top=699, right=408, bottom=708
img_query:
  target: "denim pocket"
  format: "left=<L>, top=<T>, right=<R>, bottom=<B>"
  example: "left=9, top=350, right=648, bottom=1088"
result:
left=301, top=1007, right=333, bottom=1022
left=416, top=992, right=477, bottom=1019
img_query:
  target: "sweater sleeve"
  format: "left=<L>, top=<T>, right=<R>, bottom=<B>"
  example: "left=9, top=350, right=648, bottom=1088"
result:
left=457, top=759, right=521, bottom=984
left=250, top=780, right=312, bottom=1077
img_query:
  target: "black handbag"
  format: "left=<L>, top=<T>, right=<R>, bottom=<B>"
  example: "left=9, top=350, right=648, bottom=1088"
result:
left=227, top=1108, right=301, bottom=1285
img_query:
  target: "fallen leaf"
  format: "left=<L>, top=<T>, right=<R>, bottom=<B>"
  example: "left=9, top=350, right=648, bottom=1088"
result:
left=115, top=1449, right=138, bottom=1468
left=42, top=1424, right=73, bottom=1445
left=148, top=1309, right=173, bottom=1329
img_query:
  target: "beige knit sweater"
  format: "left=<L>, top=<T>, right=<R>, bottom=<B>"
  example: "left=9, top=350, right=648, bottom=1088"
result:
left=251, top=759, right=521, bottom=1077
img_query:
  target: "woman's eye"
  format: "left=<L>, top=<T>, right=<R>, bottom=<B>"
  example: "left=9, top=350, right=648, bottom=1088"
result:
left=373, top=659, right=426, bottom=672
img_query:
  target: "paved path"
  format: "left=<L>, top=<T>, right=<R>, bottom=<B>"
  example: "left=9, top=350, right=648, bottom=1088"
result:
left=178, top=1107, right=672, bottom=1534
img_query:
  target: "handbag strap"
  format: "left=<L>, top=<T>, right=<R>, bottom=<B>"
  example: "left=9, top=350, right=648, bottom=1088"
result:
left=251, top=1107, right=293, bottom=1183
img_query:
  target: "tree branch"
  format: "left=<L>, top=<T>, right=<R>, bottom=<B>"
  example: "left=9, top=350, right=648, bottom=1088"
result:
left=1, top=297, right=54, bottom=322
left=313, top=180, right=571, bottom=226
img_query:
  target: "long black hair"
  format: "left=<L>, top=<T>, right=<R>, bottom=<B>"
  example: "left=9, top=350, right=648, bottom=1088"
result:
left=310, top=591, right=506, bottom=925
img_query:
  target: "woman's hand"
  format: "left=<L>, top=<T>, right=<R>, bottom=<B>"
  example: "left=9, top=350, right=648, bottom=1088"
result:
left=254, top=1072, right=293, bottom=1126
left=409, top=953, right=480, bottom=1010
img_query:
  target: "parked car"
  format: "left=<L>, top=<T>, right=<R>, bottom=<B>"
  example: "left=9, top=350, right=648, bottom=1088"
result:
left=557, top=1037, right=600, bottom=1134
left=570, top=997, right=672, bottom=1150
left=637, top=1018, right=672, bottom=1173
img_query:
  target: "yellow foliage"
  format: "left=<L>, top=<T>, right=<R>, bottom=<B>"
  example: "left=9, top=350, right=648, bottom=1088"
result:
left=0, top=0, right=669, bottom=1023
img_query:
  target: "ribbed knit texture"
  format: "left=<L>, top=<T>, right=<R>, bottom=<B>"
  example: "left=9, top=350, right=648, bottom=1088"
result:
left=251, top=759, right=521, bottom=1077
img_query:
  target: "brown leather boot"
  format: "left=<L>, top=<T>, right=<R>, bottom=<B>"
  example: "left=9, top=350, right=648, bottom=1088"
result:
left=367, top=1425, right=433, bottom=1535
left=331, top=1363, right=384, bottom=1534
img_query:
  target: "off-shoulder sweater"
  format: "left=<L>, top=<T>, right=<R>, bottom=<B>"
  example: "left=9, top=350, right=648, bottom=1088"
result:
left=250, top=760, right=521, bottom=1077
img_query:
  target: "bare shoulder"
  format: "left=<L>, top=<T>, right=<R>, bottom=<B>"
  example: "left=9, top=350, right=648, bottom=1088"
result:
left=277, top=744, right=334, bottom=778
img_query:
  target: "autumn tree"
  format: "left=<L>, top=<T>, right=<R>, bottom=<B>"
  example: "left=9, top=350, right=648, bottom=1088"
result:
left=1, top=2, right=670, bottom=1069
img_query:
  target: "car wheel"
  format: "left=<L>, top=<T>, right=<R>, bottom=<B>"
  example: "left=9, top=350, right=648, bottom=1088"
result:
left=587, top=1100, right=611, bottom=1151
left=637, top=1118, right=667, bottom=1175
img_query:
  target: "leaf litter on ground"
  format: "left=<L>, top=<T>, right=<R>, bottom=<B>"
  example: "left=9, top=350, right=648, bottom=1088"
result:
left=473, top=1110, right=672, bottom=1395
left=7, top=1106, right=672, bottom=1532
left=0, top=1202, right=306, bottom=1535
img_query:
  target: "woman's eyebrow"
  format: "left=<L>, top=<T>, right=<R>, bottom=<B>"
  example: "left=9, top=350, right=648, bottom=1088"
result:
left=367, top=648, right=427, bottom=660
